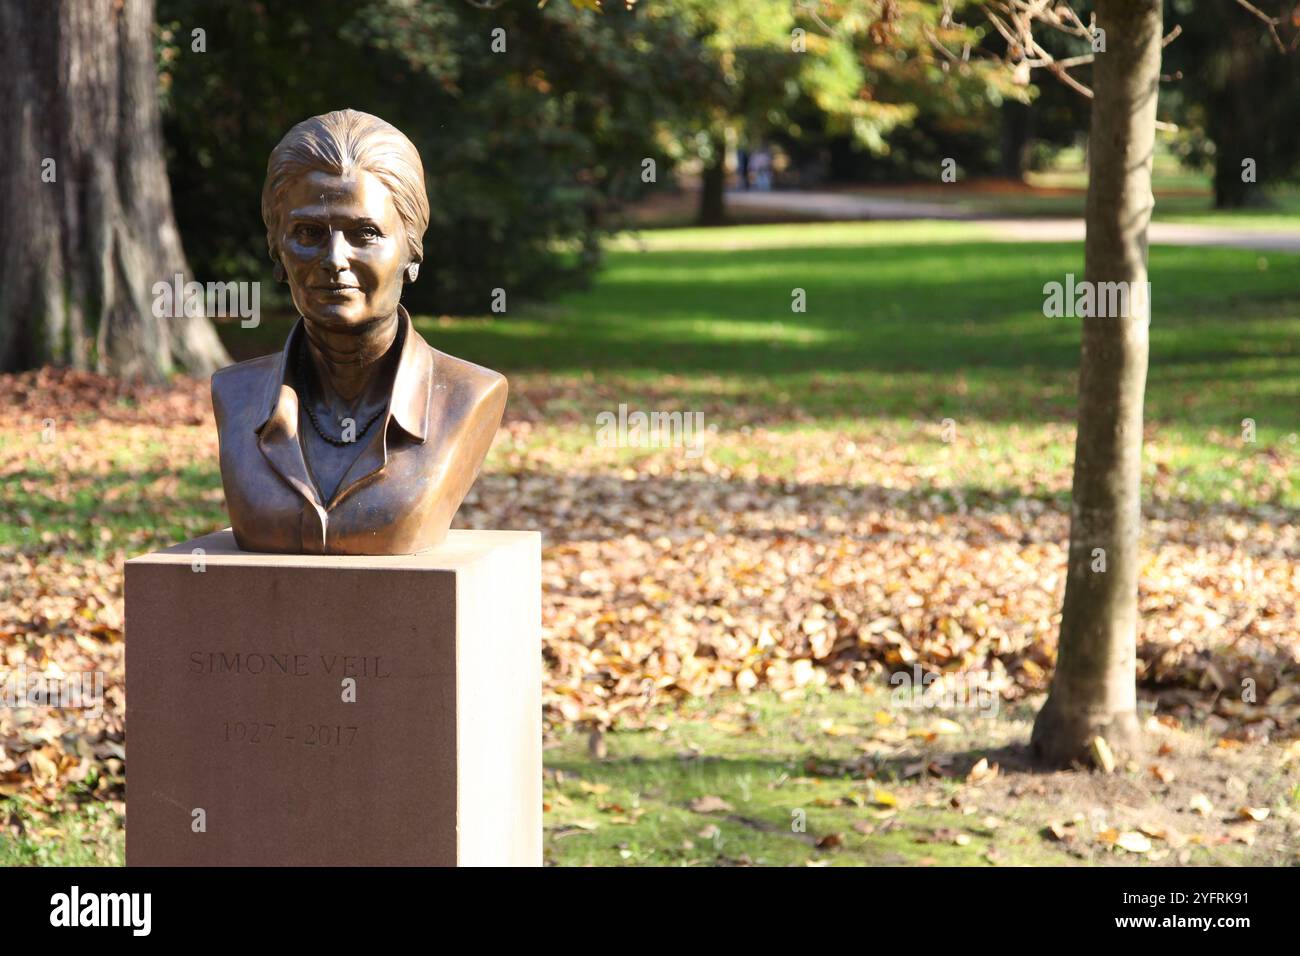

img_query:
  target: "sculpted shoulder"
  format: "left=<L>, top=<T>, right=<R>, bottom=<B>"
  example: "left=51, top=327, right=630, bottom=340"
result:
left=210, top=353, right=280, bottom=425
left=427, top=347, right=508, bottom=410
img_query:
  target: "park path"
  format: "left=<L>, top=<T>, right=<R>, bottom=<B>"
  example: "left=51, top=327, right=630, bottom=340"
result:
left=726, top=189, right=1300, bottom=254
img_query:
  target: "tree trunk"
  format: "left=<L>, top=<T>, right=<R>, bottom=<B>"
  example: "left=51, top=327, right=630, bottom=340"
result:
left=697, top=134, right=727, bottom=225
left=1030, top=0, right=1162, bottom=768
left=0, top=0, right=230, bottom=381
left=999, top=100, right=1031, bottom=181
left=1209, top=28, right=1263, bottom=210
left=1213, top=150, right=1253, bottom=209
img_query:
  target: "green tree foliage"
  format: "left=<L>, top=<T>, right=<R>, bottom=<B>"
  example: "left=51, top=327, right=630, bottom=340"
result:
left=794, top=1, right=1036, bottom=182
left=158, top=0, right=707, bottom=313
left=652, top=0, right=1025, bottom=204
left=645, top=0, right=903, bottom=220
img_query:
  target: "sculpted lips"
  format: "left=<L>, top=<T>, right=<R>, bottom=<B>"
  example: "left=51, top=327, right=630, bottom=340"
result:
left=311, top=282, right=360, bottom=295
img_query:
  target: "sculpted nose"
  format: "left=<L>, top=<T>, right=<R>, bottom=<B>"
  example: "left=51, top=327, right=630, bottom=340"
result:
left=324, top=229, right=349, bottom=272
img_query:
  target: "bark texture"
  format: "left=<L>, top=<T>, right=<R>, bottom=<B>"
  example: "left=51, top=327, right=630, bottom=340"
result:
left=0, top=0, right=230, bottom=380
left=1030, top=0, right=1162, bottom=768
left=697, top=134, right=727, bottom=225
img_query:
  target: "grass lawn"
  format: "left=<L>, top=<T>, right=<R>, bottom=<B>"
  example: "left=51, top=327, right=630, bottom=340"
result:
left=844, top=184, right=1300, bottom=226
left=3, top=219, right=1296, bottom=865
left=428, top=222, right=1297, bottom=510
left=225, top=219, right=1298, bottom=446
left=543, top=689, right=1298, bottom=866
left=5, top=687, right=1295, bottom=867
left=839, top=162, right=1300, bottom=229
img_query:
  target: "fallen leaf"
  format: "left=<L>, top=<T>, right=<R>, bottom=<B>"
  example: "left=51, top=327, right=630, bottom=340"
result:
left=821, top=722, right=858, bottom=737
left=1150, top=764, right=1176, bottom=784
left=688, top=795, right=733, bottom=814
left=869, top=787, right=899, bottom=808
left=1279, top=740, right=1300, bottom=766
left=1091, top=736, right=1116, bottom=774
left=1046, top=821, right=1075, bottom=842
left=1189, top=793, right=1214, bottom=816
left=1115, top=831, right=1153, bottom=854
left=1228, top=823, right=1257, bottom=846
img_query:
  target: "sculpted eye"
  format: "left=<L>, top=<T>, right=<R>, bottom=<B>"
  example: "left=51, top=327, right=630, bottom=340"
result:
left=294, top=223, right=325, bottom=242
left=356, top=225, right=381, bottom=241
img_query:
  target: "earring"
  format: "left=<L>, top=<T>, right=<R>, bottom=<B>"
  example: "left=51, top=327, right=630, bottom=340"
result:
left=273, top=262, right=286, bottom=283
left=405, top=263, right=419, bottom=283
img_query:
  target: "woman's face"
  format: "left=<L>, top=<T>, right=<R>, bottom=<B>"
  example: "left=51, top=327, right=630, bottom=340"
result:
left=276, top=168, right=410, bottom=333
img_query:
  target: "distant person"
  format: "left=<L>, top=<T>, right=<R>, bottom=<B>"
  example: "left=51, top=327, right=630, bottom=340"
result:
left=751, top=147, right=772, bottom=192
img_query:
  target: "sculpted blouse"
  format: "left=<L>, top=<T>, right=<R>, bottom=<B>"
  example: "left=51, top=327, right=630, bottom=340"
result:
left=211, top=306, right=507, bottom=555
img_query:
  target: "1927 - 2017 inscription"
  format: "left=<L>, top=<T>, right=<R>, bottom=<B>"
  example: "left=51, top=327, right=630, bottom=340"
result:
left=223, top=721, right=358, bottom=747
left=188, top=652, right=392, bottom=749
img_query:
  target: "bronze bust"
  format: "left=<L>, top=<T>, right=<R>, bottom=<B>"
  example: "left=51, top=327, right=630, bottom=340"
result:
left=212, top=109, right=507, bottom=555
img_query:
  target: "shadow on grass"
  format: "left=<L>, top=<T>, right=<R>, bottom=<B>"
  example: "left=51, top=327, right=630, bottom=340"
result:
left=216, top=239, right=1300, bottom=428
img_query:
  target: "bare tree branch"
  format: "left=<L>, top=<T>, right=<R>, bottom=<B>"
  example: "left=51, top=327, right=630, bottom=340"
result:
left=1234, top=0, right=1287, bottom=52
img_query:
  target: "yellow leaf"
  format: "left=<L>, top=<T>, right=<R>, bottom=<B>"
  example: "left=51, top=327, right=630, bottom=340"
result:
left=1020, top=659, right=1045, bottom=680
left=1279, top=740, right=1300, bottom=766
left=822, top=723, right=857, bottom=737
left=1091, top=736, right=1116, bottom=774
left=966, top=757, right=997, bottom=783
left=28, top=750, right=59, bottom=785
left=870, top=787, right=898, bottom=808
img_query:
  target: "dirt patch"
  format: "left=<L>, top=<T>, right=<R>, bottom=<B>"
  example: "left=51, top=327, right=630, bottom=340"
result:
left=880, top=704, right=1300, bottom=866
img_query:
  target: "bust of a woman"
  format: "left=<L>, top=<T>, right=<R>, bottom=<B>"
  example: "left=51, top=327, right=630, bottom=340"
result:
left=211, top=109, right=507, bottom=555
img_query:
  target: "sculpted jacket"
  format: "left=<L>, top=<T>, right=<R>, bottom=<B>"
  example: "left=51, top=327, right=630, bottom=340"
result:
left=211, top=306, right=507, bottom=555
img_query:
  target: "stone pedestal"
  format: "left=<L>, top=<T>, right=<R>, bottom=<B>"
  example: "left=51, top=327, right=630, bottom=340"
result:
left=125, top=528, right=541, bottom=866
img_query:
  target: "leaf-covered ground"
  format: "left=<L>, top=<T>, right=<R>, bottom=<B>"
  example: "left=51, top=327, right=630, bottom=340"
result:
left=1, top=222, right=1297, bottom=863
left=542, top=690, right=1300, bottom=866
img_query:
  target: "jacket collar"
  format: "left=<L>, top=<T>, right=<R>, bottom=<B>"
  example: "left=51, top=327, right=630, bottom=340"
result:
left=254, top=304, right=431, bottom=443
left=253, top=305, right=432, bottom=519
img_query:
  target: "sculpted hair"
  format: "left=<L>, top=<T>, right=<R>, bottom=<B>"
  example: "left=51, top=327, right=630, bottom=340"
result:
left=261, top=109, right=430, bottom=268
